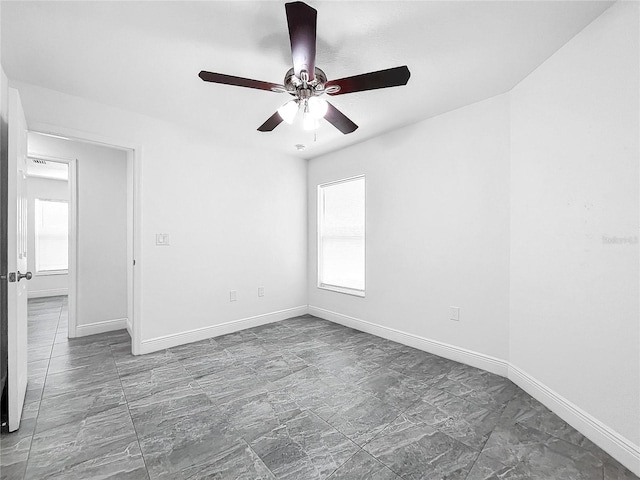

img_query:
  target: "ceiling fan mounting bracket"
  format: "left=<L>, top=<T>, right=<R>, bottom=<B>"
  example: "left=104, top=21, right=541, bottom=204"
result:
left=283, top=67, right=328, bottom=99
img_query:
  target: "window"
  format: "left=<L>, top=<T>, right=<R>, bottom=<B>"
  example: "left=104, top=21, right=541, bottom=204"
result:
left=318, top=176, right=365, bottom=296
left=35, top=199, right=68, bottom=273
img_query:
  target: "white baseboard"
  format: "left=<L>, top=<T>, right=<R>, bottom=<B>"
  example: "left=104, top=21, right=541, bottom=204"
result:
left=139, top=305, right=309, bottom=354
left=75, top=317, right=128, bottom=337
left=308, top=305, right=509, bottom=376
left=126, top=317, right=133, bottom=337
left=508, top=364, right=640, bottom=476
left=28, top=288, right=68, bottom=299
left=309, top=305, right=639, bottom=476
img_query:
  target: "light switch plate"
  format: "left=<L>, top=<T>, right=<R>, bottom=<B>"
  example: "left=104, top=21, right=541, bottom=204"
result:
left=230, top=290, right=237, bottom=302
left=258, top=286, right=265, bottom=297
left=449, top=306, right=460, bottom=321
left=156, top=234, right=170, bottom=246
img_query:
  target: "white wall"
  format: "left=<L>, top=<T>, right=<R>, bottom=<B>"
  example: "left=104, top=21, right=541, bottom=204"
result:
left=509, top=0, right=639, bottom=450
left=308, top=94, right=511, bottom=366
left=14, top=82, right=307, bottom=348
left=26, top=176, right=69, bottom=298
left=28, top=133, right=128, bottom=331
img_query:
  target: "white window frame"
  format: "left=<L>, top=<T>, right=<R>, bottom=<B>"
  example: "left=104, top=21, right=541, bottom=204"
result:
left=34, top=198, right=69, bottom=275
left=317, top=175, right=366, bottom=297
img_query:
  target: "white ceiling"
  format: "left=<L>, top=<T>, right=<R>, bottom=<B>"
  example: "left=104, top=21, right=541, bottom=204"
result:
left=2, top=1, right=613, bottom=159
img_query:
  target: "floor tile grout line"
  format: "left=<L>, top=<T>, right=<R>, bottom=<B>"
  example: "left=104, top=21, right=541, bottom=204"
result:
left=306, top=405, right=410, bottom=480
left=355, top=400, right=418, bottom=480
left=112, top=343, right=153, bottom=480
left=462, top=449, right=485, bottom=480
left=303, top=408, right=370, bottom=476
left=324, top=447, right=364, bottom=480
left=245, top=441, right=279, bottom=480
left=21, top=296, right=65, bottom=477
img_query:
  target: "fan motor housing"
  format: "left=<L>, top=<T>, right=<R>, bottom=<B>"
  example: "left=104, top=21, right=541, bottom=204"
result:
left=284, top=67, right=328, bottom=96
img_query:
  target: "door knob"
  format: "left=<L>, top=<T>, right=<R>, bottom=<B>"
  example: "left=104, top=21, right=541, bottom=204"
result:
left=17, top=271, right=32, bottom=282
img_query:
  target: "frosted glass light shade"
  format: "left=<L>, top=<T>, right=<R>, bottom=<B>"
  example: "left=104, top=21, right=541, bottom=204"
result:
left=278, top=100, right=298, bottom=124
left=308, top=97, right=328, bottom=119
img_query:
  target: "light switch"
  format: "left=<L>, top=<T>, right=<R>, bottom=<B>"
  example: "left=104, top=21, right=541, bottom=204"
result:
left=156, top=234, right=170, bottom=246
left=230, top=290, right=237, bottom=302
left=258, top=286, right=265, bottom=297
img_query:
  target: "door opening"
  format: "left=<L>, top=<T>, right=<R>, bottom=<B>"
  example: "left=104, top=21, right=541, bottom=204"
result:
left=26, top=132, right=137, bottom=350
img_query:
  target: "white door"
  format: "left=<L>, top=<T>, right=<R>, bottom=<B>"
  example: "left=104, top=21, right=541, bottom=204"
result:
left=7, top=88, right=30, bottom=432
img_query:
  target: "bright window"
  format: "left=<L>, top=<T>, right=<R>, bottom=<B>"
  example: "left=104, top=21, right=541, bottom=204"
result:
left=35, top=199, right=68, bottom=273
left=318, top=176, right=365, bottom=296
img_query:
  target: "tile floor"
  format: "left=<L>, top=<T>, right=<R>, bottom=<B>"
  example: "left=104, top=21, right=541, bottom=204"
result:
left=1, top=296, right=637, bottom=479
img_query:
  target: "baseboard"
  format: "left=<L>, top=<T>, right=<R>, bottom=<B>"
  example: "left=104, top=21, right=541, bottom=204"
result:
left=508, top=364, right=640, bottom=476
left=28, top=288, right=68, bottom=299
left=139, top=305, right=309, bottom=354
left=126, top=318, right=133, bottom=337
left=308, top=305, right=509, bottom=376
left=75, top=317, right=128, bottom=337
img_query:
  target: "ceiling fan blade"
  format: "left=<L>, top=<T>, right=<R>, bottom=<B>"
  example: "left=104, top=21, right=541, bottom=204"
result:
left=326, top=66, right=411, bottom=96
left=257, top=111, right=284, bottom=132
left=199, top=71, right=284, bottom=92
left=285, top=2, right=317, bottom=81
left=325, top=102, right=358, bottom=134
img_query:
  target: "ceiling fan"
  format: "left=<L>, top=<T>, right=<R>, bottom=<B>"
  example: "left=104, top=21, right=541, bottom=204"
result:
left=198, top=1, right=411, bottom=134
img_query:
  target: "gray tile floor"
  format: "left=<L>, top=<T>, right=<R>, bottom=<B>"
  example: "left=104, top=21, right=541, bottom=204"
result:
left=1, top=296, right=637, bottom=479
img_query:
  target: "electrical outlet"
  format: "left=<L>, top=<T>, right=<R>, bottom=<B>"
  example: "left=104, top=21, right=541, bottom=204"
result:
left=449, top=306, right=460, bottom=321
left=258, top=286, right=265, bottom=297
left=229, top=290, right=237, bottom=302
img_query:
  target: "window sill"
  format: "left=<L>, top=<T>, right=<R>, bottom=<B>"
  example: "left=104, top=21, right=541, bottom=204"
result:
left=318, top=284, right=365, bottom=298
left=35, top=270, right=68, bottom=277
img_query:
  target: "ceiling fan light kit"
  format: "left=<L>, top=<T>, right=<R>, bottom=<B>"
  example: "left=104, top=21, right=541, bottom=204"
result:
left=308, top=97, right=328, bottom=119
left=198, top=1, right=411, bottom=135
left=278, top=100, right=299, bottom=124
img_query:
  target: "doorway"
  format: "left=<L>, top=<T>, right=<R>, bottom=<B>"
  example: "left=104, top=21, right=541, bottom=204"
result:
left=26, top=131, right=137, bottom=348
left=2, top=87, right=141, bottom=432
